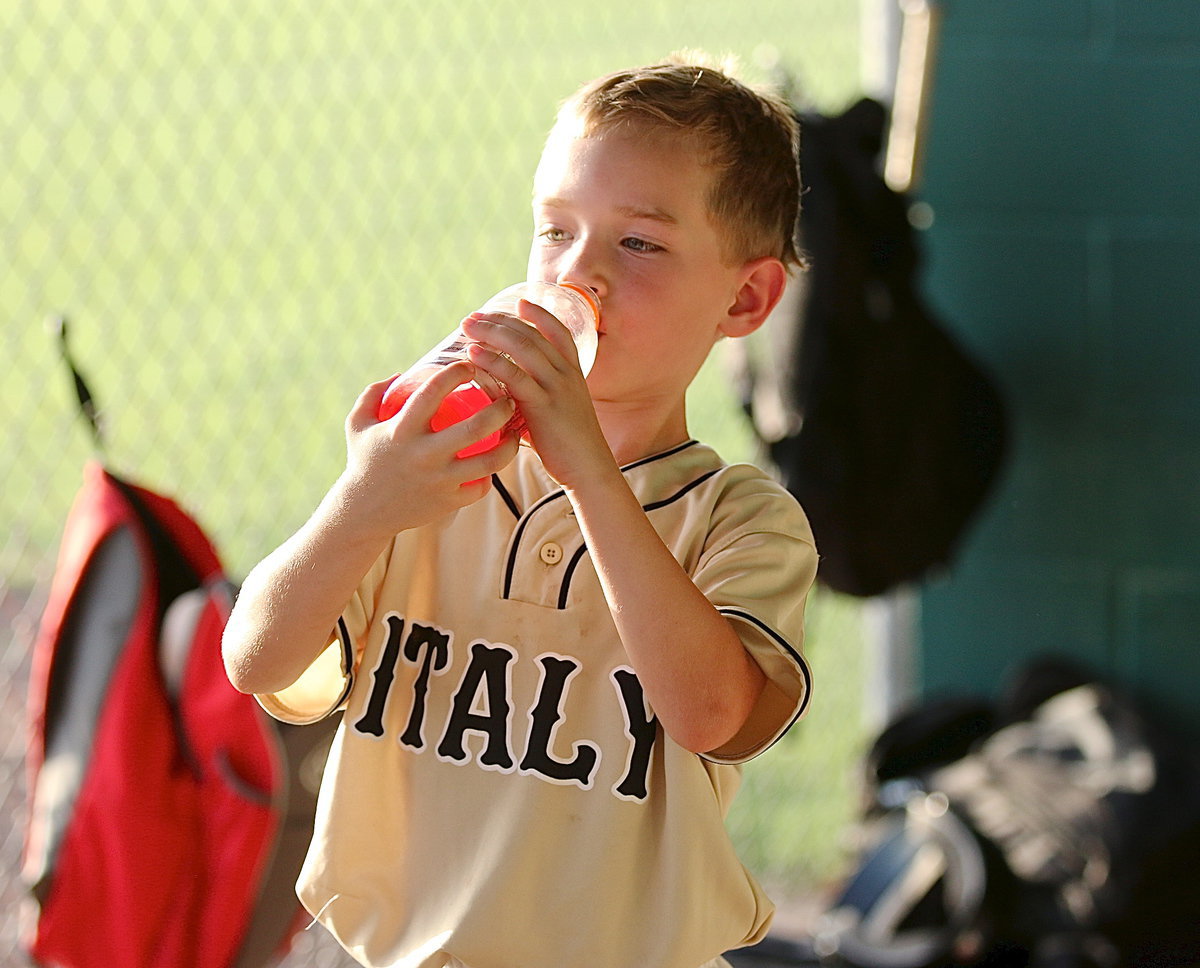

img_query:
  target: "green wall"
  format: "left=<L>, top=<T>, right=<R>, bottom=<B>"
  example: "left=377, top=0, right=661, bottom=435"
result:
left=915, top=0, right=1200, bottom=734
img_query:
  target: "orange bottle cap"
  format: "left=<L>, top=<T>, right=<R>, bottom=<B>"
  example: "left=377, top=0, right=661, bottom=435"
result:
left=559, top=282, right=601, bottom=327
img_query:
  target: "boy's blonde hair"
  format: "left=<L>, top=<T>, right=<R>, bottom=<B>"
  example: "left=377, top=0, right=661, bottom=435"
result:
left=554, top=52, right=803, bottom=270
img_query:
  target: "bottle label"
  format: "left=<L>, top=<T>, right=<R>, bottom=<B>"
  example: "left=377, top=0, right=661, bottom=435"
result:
left=428, top=335, right=472, bottom=368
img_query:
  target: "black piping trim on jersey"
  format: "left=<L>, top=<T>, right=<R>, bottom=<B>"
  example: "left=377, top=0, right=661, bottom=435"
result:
left=502, top=489, right=573, bottom=599
left=620, top=438, right=698, bottom=472
left=492, top=474, right=521, bottom=520
left=493, top=439, right=699, bottom=527
left=332, top=615, right=356, bottom=710
left=717, top=606, right=813, bottom=744
left=642, top=468, right=720, bottom=512
left=501, top=442, right=719, bottom=610
left=543, top=463, right=719, bottom=608
left=558, top=545, right=590, bottom=610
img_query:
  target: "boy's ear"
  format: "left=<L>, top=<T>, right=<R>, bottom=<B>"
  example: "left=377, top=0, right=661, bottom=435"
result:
left=721, top=256, right=788, bottom=339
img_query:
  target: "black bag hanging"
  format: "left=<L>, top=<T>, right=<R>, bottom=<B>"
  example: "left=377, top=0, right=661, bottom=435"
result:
left=737, top=98, right=1008, bottom=597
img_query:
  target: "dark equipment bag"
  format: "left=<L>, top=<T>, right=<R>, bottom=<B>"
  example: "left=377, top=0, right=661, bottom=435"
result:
left=813, top=657, right=1200, bottom=968
left=734, top=98, right=1008, bottom=597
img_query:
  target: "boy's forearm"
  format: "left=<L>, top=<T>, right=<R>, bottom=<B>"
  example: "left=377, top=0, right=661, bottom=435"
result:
left=222, top=474, right=390, bottom=696
left=563, top=464, right=765, bottom=754
left=222, top=365, right=519, bottom=698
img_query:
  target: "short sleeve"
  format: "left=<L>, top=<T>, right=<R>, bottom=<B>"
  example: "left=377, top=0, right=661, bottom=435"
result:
left=255, top=618, right=355, bottom=724
left=692, top=475, right=818, bottom=764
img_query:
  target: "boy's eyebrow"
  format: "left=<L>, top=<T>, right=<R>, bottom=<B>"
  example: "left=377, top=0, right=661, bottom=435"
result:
left=616, top=204, right=679, bottom=225
left=537, top=197, right=679, bottom=226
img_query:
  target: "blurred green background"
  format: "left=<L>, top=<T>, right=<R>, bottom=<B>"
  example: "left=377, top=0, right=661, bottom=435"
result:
left=2, top=2, right=869, bottom=961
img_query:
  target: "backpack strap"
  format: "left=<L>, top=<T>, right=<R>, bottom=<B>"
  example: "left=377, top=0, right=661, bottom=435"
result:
left=51, top=314, right=104, bottom=453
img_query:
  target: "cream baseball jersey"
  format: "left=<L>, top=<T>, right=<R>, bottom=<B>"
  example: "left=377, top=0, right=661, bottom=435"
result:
left=259, top=440, right=817, bottom=968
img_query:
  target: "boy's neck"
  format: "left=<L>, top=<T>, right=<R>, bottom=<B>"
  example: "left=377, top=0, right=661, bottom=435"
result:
left=595, top=398, right=691, bottom=467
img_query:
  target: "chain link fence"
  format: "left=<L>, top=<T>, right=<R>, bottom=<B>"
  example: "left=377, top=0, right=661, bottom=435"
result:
left=3, top=2, right=870, bottom=964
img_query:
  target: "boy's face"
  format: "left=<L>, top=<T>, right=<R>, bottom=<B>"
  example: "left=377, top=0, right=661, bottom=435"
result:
left=528, top=123, right=750, bottom=408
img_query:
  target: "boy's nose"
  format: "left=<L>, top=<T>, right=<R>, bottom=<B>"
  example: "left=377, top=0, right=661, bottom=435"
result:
left=552, top=238, right=607, bottom=300
left=555, top=259, right=605, bottom=303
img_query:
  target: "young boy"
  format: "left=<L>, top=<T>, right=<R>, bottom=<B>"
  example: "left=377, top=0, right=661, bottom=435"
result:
left=223, top=54, right=817, bottom=968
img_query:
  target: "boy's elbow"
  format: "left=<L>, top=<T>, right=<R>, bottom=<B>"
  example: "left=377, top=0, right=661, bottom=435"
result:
left=221, top=621, right=277, bottom=696
left=674, top=672, right=766, bottom=755
left=221, top=633, right=260, bottom=695
left=221, top=616, right=330, bottom=697
left=223, top=650, right=289, bottom=697
left=671, top=703, right=750, bottom=756
left=677, top=728, right=726, bottom=757
left=674, top=724, right=734, bottom=757
left=224, top=663, right=257, bottom=696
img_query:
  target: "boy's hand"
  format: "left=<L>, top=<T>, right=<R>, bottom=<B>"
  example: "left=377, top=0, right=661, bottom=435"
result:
left=342, top=360, right=520, bottom=538
left=223, top=361, right=518, bottom=699
left=461, top=300, right=611, bottom=485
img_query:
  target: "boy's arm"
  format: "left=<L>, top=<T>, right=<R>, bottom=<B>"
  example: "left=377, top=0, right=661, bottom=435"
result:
left=223, top=362, right=518, bottom=696
left=563, top=465, right=767, bottom=754
left=462, top=307, right=766, bottom=754
left=221, top=474, right=391, bottom=696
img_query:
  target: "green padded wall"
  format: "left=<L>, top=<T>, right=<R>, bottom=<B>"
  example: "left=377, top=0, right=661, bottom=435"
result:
left=915, top=0, right=1200, bottom=735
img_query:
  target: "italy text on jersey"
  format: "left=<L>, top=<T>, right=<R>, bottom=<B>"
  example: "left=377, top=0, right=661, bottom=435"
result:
left=350, top=613, right=659, bottom=802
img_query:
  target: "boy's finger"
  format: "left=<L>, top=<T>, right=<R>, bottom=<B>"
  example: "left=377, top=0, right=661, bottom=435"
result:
left=460, top=309, right=573, bottom=381
left=454, top=427, right=522, bottom=481
left=516, top=298, right=579, bottom=362
left=465, top=305, right=577, bottom=371
left=400, top=360, right=478, bottom=422
left=348, top=375, right=400, bottom=430
left=465, top=341, right=528, bottom=391
left=438, top=392, right=516, bottom=448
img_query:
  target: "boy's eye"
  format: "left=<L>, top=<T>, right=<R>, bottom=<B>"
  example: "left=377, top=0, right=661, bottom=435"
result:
left=622, top=236, right=662, bottom=254
left=539, top=227, right=570, bottom=243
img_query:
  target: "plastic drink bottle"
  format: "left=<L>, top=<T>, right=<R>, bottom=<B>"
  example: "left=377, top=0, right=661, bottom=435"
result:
left=377, top=282, right=600, bottom=459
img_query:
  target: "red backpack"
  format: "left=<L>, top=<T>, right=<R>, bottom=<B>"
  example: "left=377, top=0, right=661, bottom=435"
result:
left=22, top=459, right=319, bottom=967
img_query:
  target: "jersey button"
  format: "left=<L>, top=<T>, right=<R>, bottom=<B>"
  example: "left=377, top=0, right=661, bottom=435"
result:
left=539, top=541, right=564, bottom=565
